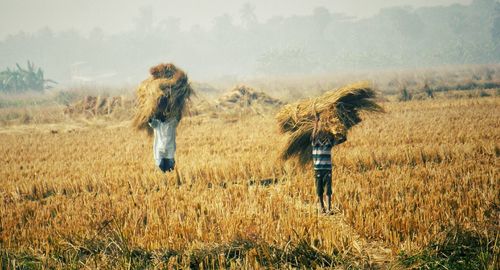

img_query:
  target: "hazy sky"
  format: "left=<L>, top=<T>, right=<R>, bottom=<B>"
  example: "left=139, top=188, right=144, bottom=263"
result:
left=1, top=0, right=473, bottom=39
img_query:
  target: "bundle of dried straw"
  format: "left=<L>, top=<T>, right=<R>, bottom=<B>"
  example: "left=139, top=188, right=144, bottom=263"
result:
left=276, top=81, right=384, bottom=164
left=132, top=63, right=193, bottom=132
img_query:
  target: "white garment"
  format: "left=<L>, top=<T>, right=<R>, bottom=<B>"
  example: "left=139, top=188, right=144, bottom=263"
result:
left=149, top=118, right=178, bottom=166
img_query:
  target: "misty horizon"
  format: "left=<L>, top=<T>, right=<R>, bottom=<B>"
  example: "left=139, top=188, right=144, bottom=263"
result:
left=1, top=0, right=474, bottom=39
left=1, top=0, right=498, bottom=86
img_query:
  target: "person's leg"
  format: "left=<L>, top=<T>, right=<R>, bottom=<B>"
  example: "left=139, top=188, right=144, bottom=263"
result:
left=159, top=158, right=168, bottom=172
left=166, top=158, right=175, bottom=171
left=158, top=158, right=175, bottom=172
left=325, top=170, right=332, bottom=212
left=315, top=170, right=325, bottom=212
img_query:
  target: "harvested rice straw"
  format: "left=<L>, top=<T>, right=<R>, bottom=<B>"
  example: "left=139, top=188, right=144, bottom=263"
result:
left=132, top=63, right=193, bottom=132
left=276, top=81, right=384, bottom=164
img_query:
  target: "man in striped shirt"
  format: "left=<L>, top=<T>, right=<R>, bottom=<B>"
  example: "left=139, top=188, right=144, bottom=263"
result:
left=312, top=131, right=345, bottom=214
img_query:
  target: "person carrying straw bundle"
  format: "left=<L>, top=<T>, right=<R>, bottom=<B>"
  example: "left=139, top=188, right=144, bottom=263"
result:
left=276, top=81, right=384, bottom=214
left=132, top=63, right=193, bottom=172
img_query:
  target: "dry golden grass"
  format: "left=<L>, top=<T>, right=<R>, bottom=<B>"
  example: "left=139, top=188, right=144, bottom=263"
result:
left=0, top=95, right=498, bottom=268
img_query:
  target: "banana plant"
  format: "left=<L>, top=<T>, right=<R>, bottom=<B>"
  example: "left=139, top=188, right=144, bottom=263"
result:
left=0, top=61, right=56, bottom=92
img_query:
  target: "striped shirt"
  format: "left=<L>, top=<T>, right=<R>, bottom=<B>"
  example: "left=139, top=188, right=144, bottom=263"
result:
left=312, top=141, right=333, bottom=171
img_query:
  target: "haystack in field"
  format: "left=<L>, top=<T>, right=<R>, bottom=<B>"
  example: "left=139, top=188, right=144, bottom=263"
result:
left=132, top=63, right=193, bottom=131
left=64, top=95, right=130, bottom=116
left=189, top=95, right=216, bottom=116
left=217, top=85, right=284, bottom=110
left=276, top=81, right=384, bottom=164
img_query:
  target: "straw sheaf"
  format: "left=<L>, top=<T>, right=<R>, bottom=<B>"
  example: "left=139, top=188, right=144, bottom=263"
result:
left=276, top=81, right=384, bottom=164
left=132, top=63, right=193, bottom=133
left=64, top=95, right=131, bottom=116
left=218, top=85, right=284, bottom=108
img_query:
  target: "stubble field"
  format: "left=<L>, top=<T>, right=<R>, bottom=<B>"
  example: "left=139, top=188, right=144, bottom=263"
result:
left=0, top=92, right=499, bottom=269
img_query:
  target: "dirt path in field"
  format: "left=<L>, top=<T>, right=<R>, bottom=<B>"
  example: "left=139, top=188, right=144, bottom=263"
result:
left=283, top=193, right=394, bottom=268
left=217, top=178, right=395, bottom=267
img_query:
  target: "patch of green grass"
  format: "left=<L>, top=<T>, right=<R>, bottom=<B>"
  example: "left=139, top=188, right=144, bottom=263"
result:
left=398, top=228, right=499, bottom=270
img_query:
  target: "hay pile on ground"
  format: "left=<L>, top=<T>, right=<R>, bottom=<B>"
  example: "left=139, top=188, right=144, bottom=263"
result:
left=132, top=63, right=193, bottom=131
left=217, top=85, right=284, bottom=110
left=64, top=96, right=131, bottom=116
left=189, top=95, right=216, bottom=116
left=276, top=81, right=384, bottom=164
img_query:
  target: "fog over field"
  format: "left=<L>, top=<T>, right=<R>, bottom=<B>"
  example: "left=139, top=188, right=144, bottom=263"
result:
left=0, top=0, right=497, bottom=84
left=1, top=0, right=474, bottom=35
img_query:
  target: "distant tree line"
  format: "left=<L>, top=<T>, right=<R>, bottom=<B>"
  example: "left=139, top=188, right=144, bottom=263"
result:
left=0, top=0, right=498, bottom=84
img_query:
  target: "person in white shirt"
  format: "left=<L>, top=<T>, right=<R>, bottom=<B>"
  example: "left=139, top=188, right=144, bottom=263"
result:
left=148, top=96, right=178, bottom=172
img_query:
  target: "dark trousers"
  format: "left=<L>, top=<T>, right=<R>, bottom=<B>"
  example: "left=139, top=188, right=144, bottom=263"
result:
left=315, top=170, right=332, bottom=197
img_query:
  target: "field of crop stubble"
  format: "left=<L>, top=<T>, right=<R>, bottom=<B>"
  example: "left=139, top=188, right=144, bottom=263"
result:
left=0, top=85, right=499, bottom=268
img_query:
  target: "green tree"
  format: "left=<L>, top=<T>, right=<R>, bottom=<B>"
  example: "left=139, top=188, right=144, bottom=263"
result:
left=0, top=61, right=56, bottom=92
